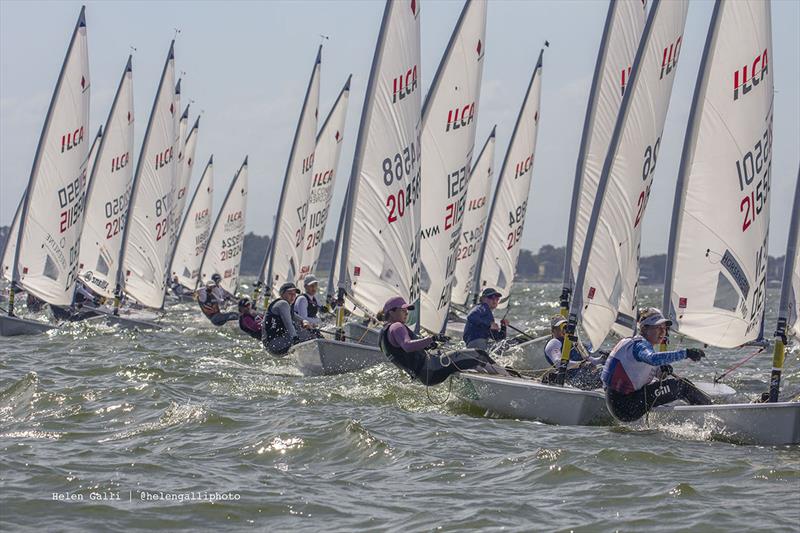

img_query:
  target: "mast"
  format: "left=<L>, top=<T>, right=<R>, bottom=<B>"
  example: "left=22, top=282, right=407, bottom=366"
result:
left=335, top=1, right=393, bottom=308
left=10, top=7, right=88, bottom=314
left=560, top=0, right=619, bottom=315
left=560, top=0, right=665, bottom=385
left=470, top=48, right=544, bottom=305
left=661, top=0, right=724, bottom=340
left=114, top=40, right=175, bottom=314
left=257, top=45, right=322, bottom=306
left=769, top=166, right=800, bottom=401
left=197, top=157, right=248, bottom=294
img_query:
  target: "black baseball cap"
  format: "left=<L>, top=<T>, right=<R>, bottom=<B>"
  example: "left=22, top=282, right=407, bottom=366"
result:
left=481, top=288, right=502, bottom=299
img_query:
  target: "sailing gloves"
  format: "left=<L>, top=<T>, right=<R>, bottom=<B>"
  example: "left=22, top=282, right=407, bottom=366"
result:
left=685, top=348, right=706, bottom=362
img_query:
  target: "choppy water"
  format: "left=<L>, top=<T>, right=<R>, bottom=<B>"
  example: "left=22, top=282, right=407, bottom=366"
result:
left=1, top=282, right=798, bottom=531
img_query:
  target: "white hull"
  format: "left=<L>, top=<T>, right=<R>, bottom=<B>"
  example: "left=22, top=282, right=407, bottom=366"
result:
left=0, top=315, right=56, bottom=336
left=649, top=402, right=800, bottom=446
left=292, top=338, right=385, bottom=377
left=345, top=322, right=380, bottom=346
left=497, top=334, right=551, bottom=370
left=454, top=373, right=614, bottom=426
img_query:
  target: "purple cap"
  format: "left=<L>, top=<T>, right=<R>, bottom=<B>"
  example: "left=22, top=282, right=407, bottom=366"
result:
left=382, top=296, right=415, bottom=316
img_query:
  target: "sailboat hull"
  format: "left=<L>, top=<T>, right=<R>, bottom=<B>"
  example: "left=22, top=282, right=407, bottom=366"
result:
left=292, top=338, right=385, bottom=377
left=0, top=315, right=56, bottom=336
left=649, top=402, right=800, bottom=446
left=498, top=335, right=551, bottom=370
left=345, top=322, right=381, bottom=346
left=453, top=373, right=614, bottom=426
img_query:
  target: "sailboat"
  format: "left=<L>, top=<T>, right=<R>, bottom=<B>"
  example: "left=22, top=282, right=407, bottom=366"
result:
left=197, top=158, right=249, bottom=296
left=0, top=7, right=90, bottom=336
left=501, top=0, right=646, bottom=368
left=418, top=0, right=487, bottom=335
left=253, top=47, right=321, bottom=307
left=168, top=152, right=212, bottom=300
left=456, top=0, right=684, bottom=426
left=646, top=0, right=799, bottom=445
left=167, top=101, right=191, bottom=259
left=76, top=56, right=135, bottom=307
left=296, top=76, right=351, bottom=279
left=450, top=127, right=495, bottom=312
left=108, top=41, right=178, bottom=330
left=292, top=0, right=421, bottom=376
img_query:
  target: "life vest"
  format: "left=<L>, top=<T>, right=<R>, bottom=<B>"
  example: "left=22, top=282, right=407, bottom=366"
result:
left=239, top=313, right=262, bottom=340
left=379, top=323, right=427, bottom=379
left=199, top=288, right=220, bottom=317
left=293, top=293, right=319, bottom=319
left=602, top=336, right=658, bottom=394
left=263, top=300, right=288, bottom=342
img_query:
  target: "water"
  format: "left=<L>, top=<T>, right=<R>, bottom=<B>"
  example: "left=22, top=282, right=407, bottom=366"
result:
left=1, top=283, right=798, bottom=531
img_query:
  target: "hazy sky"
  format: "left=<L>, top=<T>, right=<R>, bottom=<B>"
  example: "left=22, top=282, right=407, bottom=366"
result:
left=1, top=0, right=798, bottom=257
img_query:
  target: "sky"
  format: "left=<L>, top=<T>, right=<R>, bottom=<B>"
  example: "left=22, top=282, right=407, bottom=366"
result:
left=1, top=0, right=798, bottom=257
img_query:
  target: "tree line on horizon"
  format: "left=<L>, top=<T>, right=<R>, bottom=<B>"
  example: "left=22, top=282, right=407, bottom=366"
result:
left=0, top=226, right=787, bottom=285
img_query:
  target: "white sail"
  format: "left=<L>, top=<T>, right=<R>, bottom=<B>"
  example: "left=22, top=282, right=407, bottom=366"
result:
left=663, top=0, right=773, bottom=348
left=119, top=42, right=177, bottom=309
left=169, top=156, right=213, bottom=290
left=173, top=113, right=198, bottom=243
left=571, top=0, right=689, bottom=350
left=473, top=51, right=543, bottom=310
left=78, top=58, right=134, bottom=299
left=199, top=159, right=248, bottom=295
left=564, top=0, right=647, bottom=300
left=260, top=46, right=321, bottom=297
left=337, top=0, right=422, bottom=324
left=1, top=196, right=23, bottom=283
left=419, top=0, right=487, bottom=332
left=12, top=8, right=90, bottom=306
left=784, top=167, right=800, bottom=340
left=451, top=127, right=495, bottom=307
left=298, top=76, right=351, bottom=278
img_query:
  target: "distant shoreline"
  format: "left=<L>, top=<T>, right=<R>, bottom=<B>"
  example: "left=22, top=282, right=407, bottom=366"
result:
left=0, top=226, right=787, bottom=286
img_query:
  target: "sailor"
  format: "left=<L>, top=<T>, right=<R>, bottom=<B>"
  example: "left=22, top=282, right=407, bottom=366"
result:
left=463, top=288, right=508, bottom=349
left=380, top=296, right=510, bottom=386
left=602, top=307, right=711, bottom=422
left=170, top=275, right=192, bottom=298
left=293, top=275, right=322, bottom=327
left=197, top=273, right=238, bottom=326
left=237, top=297, right=263, bottom=340
left=262, top=282, right=317, bottom=356
left=543, top=315, right=604, bottom=390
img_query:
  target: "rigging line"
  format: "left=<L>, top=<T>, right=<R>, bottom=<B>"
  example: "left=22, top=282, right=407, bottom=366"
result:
left=713, top=346, right=766, bottom=383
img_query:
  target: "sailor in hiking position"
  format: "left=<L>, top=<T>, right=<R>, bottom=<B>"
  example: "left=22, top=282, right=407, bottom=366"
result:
left=380, top=296, right=510, bottom=386
left=543, top=315, right=604, bottom=390
left=262, top=282, right=319, bottom=356
left=602, top=308, right=711, bottom=422
left=198, top=273, right=238, bottom=326
left=293, top=275, right=322, bottom=327
left=237, top=297, right=263, bottom=340
left=463, top=288, right=508, bottom=349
